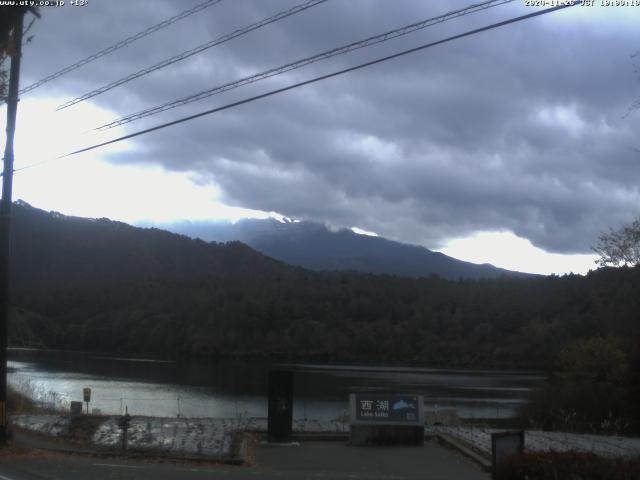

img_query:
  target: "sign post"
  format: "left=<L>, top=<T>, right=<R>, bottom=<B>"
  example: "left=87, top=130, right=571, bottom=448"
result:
left=83, top=387, right=91, bottom=414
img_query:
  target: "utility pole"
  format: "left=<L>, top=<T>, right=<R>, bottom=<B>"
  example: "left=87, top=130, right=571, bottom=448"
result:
left=0, top=10, right=24, bottom=446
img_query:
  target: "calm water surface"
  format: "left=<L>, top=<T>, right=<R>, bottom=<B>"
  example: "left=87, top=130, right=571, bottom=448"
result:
left=8, top=349, right=545, bottom=420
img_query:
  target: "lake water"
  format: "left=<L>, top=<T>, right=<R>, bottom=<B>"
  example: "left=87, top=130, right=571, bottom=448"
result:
left=8, top=349, right=545, bottom=420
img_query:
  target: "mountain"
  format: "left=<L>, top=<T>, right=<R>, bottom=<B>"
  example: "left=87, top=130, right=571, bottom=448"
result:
left=148, top=218, right=531, bottom=280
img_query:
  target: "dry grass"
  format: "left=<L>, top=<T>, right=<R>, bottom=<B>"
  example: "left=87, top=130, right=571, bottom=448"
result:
left=7, top=385, right=37, bottom=414
left=7, top=378, right=69, bottom=415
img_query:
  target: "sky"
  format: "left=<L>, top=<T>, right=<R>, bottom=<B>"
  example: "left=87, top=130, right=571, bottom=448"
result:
left=2, top=0, right=640, bottom=275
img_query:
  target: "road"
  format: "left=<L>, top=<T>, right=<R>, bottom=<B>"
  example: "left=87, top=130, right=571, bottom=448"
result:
left=0, top=439, right=490, bottom=480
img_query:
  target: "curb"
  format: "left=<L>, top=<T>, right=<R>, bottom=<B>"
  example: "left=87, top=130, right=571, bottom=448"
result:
left=293, top=433, right=349, bottom=441
left=436, top=433, right=492, bottom=471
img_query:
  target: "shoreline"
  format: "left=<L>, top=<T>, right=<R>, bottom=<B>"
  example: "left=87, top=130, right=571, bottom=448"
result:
left=8, top=346, right=548, bottom=373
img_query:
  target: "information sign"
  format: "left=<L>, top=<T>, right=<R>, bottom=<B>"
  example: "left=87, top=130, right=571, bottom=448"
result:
left=350, top=394, right=424, bottom=426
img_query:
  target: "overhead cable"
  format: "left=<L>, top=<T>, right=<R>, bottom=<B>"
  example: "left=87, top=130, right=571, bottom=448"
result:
left=56, top=0, right=330, bottom=111
left=97, top=0, right=516, bottom=130
left=19, top=0, right=224, bottom=96
left=54, top=2, right=578, bottom=159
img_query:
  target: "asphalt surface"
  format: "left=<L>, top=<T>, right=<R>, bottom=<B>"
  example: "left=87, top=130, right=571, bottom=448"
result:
left=254, top=440, right=490, bottom=479
left=0, top=439, right=489, bottom=480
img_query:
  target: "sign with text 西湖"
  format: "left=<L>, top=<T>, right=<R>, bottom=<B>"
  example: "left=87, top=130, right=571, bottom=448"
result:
left=350, top=394, right=424, bottom=426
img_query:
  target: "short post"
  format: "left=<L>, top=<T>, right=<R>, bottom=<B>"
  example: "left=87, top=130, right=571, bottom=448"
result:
left=119, top=406, right=131, bottom=451
left=491, top=430, right=524, bottom=478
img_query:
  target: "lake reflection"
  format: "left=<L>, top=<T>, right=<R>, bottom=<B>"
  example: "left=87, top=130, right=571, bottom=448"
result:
left=8, top=349, right=544, bottom=419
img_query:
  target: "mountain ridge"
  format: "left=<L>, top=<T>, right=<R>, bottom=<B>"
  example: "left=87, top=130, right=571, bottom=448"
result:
left=148, top=217, right=532, bottom=280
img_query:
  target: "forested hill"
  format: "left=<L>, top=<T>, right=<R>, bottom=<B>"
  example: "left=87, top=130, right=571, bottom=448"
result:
left=9, top=200, right=300, bottom=292
left=7, top=201, right=640, bottom=368
left=150, top=218, right=530, bottom=280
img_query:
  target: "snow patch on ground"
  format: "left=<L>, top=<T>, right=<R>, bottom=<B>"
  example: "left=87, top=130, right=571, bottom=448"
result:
left=11, top=414, right=348, bottom=458
left=244, top=417, right=348, bottom=433
left=431, top=426, right=640, bottom=459
left=92, top=417, right=236, bottom=457
left=11, top=415, right=71, bottom=437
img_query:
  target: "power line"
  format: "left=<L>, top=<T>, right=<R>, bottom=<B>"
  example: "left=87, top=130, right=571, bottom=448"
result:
left=97, top=0, right=516, bottom=131
left=3, top=1, right=577, bottom=177
left=57, top=2, right=578, bottom=159
left=18, top=0, right=224, bottom=96
left=56, top=0, right=330, bottom=111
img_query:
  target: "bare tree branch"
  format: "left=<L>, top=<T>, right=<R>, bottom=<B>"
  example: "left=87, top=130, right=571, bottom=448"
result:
left=593, top=218, right=640, bottom=267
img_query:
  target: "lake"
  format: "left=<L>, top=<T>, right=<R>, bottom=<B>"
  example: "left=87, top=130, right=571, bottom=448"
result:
left=8, top=348, right=545, bottom=420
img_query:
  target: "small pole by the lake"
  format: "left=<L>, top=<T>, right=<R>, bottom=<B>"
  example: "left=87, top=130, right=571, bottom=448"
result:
left=120, top=405, right=130, bottom=451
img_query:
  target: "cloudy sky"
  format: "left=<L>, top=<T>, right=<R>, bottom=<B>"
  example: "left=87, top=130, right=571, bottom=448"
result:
left=3, top=0, right=640, bottom=274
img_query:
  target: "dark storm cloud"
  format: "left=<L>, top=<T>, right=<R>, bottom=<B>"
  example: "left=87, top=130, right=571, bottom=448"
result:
left=20, top=0, right=640, bottom=253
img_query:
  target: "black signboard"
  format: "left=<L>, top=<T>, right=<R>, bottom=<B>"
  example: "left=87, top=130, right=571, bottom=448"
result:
left=267, top=370, right=294, bottom=443
left=70, top=401, right=83, bottom=418
left=351, top=394, right=423, bottom=425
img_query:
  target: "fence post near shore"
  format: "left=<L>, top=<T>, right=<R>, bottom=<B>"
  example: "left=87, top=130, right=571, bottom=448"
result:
left=119, top=406, right=130, bottom=451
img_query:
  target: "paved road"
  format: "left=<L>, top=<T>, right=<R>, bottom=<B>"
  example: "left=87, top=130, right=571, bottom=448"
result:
left=254, top=440, right=490, bottom=479
left=0, top=439, right=489, bottom=480
left=0, top=455, right=246, bottom=480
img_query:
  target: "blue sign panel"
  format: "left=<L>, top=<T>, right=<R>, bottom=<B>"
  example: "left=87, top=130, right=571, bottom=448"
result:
left=350, top=394, right=424, bottom=425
